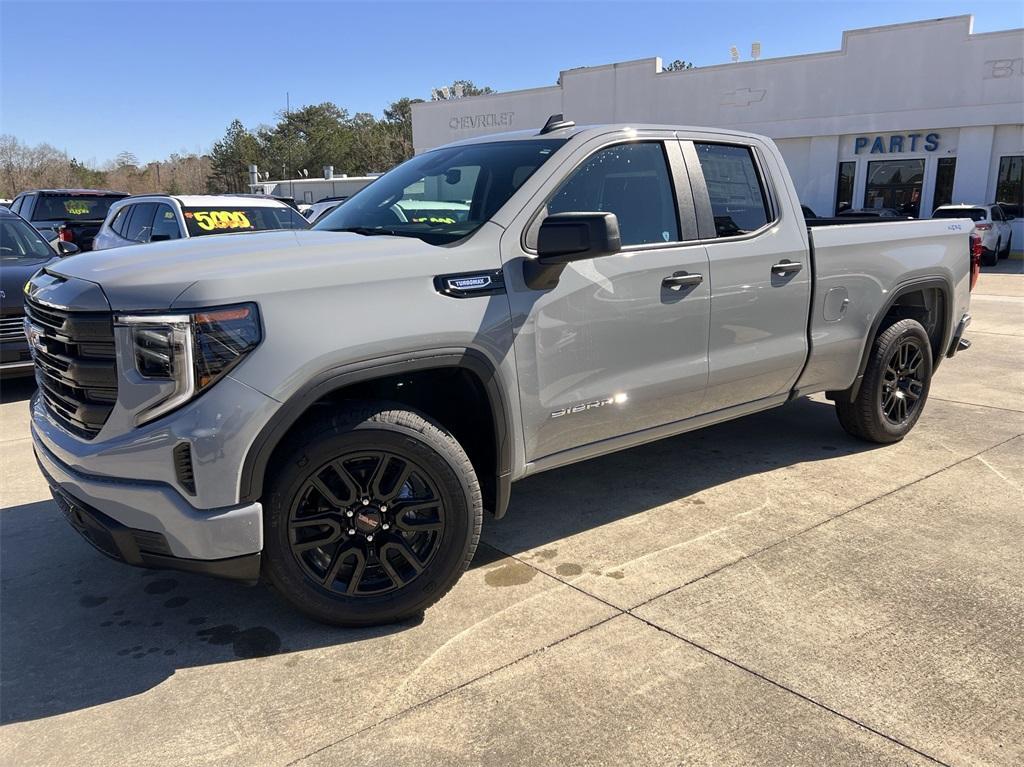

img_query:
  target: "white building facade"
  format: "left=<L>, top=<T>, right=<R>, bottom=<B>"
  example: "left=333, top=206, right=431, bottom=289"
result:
left=412, top=16, right=1024, bottom=241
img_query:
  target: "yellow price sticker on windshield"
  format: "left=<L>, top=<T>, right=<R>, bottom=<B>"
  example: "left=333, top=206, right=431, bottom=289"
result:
left=65, top=201, right=91, bottom=215
left=410, top=216, right=456, bottom=225
left=187, top=210, right=253, bottom=231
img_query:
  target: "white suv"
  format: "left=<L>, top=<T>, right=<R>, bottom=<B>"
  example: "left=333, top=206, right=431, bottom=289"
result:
left=933, top=203, right=1013, bottom=266
left=93, top=194, right=308, bottom=251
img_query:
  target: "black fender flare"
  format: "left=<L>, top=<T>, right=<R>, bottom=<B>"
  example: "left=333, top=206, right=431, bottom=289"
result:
left=238, top=347, right=514, bottom=518
left=841, top=276, right=953, bottom=402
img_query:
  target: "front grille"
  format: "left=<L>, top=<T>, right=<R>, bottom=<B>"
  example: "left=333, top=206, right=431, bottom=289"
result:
left=25, top=298, right=118, bottom=439
left=0, top=314, right=25, bottom=342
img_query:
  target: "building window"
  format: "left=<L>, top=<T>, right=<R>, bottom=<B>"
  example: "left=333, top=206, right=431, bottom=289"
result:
left=996, top=156, right=1023, bottom=218
left=865, top=159, right=924, bottom=217
left=835, top=161, right=855, bottom=215
left=932, top=157, right=956, bottom=212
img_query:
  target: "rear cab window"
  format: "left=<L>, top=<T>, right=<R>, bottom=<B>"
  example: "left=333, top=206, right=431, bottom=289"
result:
left=181, top=206, right=308, bottom=237
left=33, top=194, right=124, bottom=222
left=694, top=143, right=772, bottom=237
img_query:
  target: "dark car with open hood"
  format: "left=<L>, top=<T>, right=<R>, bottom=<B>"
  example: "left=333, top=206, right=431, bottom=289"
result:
left=0, top=206, right=78, bottom=376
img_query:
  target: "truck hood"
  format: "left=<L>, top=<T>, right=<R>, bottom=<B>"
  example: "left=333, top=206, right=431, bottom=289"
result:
left=47, top=229, right=457, bottom=310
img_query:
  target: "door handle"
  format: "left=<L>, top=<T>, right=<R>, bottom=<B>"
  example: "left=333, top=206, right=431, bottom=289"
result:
left=771, top=260, right=803, bottom=275
left=662, top=272, right=703, bottom=291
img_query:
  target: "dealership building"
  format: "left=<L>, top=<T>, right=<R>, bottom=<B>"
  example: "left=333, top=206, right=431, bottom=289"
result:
left=412, top=15, right=1024, bottom=243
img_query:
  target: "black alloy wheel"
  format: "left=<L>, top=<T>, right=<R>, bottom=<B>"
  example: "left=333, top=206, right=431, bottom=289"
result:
left=288, top=451, right=445, bottom=597
left=879, top=337, right=927, bottom=426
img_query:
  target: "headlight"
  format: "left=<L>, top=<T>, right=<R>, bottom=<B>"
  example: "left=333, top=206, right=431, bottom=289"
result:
left=116, top=303, right=261, bottom=425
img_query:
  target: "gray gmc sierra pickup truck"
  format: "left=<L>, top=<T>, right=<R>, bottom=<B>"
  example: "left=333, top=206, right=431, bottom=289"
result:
left=27, top=118, right=974, bottom=625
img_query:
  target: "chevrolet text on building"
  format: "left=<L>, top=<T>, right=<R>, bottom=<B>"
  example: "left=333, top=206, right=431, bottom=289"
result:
left=412, top=15, right=1024, bottom=241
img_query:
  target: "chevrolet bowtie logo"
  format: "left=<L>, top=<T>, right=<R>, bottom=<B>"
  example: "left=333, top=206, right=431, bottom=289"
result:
left=721, top=87, right=767, bottom=107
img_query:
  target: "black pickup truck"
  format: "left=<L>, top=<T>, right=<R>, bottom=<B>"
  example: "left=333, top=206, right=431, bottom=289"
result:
left=8, top=189, right=128, bottom=251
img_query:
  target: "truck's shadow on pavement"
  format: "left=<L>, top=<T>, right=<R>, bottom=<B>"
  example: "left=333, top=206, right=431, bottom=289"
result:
left=1, top=396, right=874, bottom=724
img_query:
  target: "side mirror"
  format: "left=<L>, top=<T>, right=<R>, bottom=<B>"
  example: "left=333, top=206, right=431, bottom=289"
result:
left=525, top=212, right=621, bottom=290
left=57, top=241, right=80, bottom=256
left=1008, top=215, right=1016, bottom=221
left=536, top=212, right=621, bottom=264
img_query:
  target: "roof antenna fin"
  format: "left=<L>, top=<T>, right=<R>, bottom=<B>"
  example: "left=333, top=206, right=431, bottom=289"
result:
left=539, top=114, right=575, bottom=135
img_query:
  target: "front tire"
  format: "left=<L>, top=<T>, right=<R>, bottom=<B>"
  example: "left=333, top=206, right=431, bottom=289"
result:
left=262, top=402, right=482, bottom=626
left=836, top=319, right=933, bottom=444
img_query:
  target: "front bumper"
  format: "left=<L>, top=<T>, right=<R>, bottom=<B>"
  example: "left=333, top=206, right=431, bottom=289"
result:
left=33, top=416, right=264, bottom=569
left=45, top=475, right=261, bottom=582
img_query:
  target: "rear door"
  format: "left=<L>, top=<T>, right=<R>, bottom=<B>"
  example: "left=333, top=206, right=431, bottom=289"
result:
left=682, top=137, right=811, bottom=412
left=503, top=133, right=711, bottom=462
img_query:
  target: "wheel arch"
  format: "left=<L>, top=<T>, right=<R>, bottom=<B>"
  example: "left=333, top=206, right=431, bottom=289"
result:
left=239, top=348, right=513, bottom=518
left=843, top=276, right=953, bottom=402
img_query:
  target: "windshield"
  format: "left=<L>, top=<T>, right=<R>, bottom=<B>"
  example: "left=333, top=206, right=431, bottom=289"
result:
left=314, top=139, right=566, bottom=244
left=34, top=194, right=125, bottom=221
left=933, top=208, right=987, bottom=222
left=182, top=206, right=309, bottom=237
left=0, top=217, right=54, bottom=262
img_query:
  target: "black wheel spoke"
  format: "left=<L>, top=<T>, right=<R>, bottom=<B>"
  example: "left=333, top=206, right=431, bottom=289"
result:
left=345, top=550, right=367, bottom=595
left=329, top=459, right=363, bottom=500
left=290, top=514, right=344, bottom=552
left=310, top=475, right=348, bottom=509
left=383, top=540, right=426, bottom=575
left=394, top=501, right=444, bottom=532
left=379, top=554, right=408, bottom=589
left=322, top=543, right=360, bottom=587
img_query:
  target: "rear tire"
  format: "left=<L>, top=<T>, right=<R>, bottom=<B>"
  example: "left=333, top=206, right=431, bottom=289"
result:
left=982, top=243, right=999, bottom=267
left=262, top=402, right=482, bottom=626
left=835, top=319, right=933, bottom=444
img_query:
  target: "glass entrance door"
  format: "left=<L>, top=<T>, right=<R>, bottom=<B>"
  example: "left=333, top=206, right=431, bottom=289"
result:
left=865, top=159, right=925, bottom=217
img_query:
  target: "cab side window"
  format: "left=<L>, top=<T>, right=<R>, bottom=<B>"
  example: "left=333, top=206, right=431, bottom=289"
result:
left=124, top=202, right=157, bottom=242
left=150, top=204, right=181, bottom=240
left=110, top=206, right=131, bottom=236
left=695, top=143, right=771, bottom=237
left=539, top=142, right=680, bottom=247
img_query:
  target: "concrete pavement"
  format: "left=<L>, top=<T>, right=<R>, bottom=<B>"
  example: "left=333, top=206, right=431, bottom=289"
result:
left=1, top=261, right=1021, bottom=766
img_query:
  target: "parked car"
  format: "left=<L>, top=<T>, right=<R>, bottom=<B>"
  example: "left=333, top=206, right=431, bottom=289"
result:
left=836, top=207, right=912, bottom=219
left=8, top=189, right=128, bottom=251
left=0, top=206, right=78, bottom=376
left=92, top=194, right=309, bottom=251
left=27, top=120, right=974, bottom=626
left=932, top=203, right=1013, bottom=266
left=304, top=196, right=350, bottom=223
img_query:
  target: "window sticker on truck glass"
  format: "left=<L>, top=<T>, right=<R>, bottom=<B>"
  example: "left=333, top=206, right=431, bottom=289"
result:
left=182, top=206, right=309, bottom=237
left=64, top=200, right=91, bottom=216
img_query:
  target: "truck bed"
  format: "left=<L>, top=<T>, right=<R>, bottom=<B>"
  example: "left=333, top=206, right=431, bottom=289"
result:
left=795, top=218, right=973, bottom=396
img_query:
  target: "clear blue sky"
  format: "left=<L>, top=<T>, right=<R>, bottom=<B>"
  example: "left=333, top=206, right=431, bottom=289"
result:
left=1, top=0, right=1020, bottom=165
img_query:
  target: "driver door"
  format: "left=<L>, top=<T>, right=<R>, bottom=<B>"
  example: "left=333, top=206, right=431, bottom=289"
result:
left=502, top=135, right=711, bottom=464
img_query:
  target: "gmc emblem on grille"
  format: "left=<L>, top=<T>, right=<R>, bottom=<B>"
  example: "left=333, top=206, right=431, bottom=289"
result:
left=24, top=320, right=45, bottom=357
